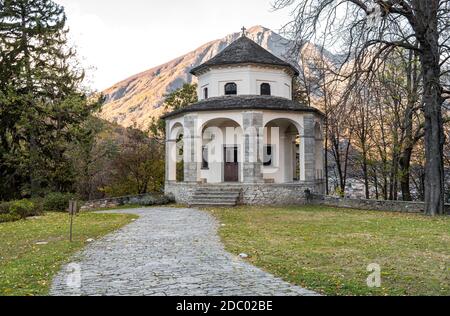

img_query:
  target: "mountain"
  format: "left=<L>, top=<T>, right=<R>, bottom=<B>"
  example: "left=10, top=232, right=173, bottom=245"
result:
left=100, top=26, right=337, bottom=130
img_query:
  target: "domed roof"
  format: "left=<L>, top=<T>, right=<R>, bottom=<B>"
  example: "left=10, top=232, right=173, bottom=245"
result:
left=161, top=95, right=323, bottom=119
left=190, top=36, right=299, bottom=76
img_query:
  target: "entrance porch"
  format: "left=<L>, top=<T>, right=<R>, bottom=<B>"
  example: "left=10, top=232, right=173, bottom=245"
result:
left=164, top=110, right=325, bottom=205
left=165, top=182, right=325, bottom=206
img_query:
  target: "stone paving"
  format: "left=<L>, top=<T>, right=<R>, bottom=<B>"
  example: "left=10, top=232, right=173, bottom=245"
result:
left=50, top=208, right=318, bottom=296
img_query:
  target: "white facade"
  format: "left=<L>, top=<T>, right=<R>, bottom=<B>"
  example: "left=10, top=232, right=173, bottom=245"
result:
left=166, top=110, right=325, bottom=185
left=197, top=65, right=293, bottom=100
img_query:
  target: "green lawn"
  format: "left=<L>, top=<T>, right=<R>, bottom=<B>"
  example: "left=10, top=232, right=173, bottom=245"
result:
left=209, top=205, right=450, bottom=296
left=0, top=212, right=137, bottom=296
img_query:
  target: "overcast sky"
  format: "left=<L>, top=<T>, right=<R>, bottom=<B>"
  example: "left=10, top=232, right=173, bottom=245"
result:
left=55, top=0, right=292, bottom=91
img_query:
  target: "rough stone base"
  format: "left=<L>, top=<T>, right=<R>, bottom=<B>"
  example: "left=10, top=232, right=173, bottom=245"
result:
left=80, top=194, right=174, bottom=211
left=165, top=181, right=325, bottom=206
left=315, top=195, right=450, bottom=214
left=166, top=182, right=449, bottom=214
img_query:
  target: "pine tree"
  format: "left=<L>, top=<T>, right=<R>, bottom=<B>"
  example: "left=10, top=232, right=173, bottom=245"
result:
left=0, top=0, right=100, bottom=199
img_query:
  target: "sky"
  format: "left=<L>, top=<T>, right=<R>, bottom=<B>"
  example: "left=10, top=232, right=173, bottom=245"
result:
left=55, top=0, right=293, bottom=91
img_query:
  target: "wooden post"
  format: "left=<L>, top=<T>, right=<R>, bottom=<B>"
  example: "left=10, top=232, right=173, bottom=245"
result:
left=69, top=200, right=77, bottom=242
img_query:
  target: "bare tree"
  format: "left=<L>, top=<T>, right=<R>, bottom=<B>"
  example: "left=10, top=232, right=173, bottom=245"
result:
left=291, top=44, right=340, bottom=194
left=349, top=86, right=374, bottom=199
left=274, top=0, right=450, bottom=215
left=328, top=100, right=354, bottom=196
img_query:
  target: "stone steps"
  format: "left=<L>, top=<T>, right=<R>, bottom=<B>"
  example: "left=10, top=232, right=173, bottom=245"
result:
left=195, top=188, right=241, bottom=193
left=190, top=187, right=241, bottom=207
left=193, top=194, right=240, bottom=199
left=190, top=201, right=238, bottom=207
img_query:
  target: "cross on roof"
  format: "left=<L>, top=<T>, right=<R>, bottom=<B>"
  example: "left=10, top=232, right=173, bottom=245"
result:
left=241, top=26, right=247, bottom=37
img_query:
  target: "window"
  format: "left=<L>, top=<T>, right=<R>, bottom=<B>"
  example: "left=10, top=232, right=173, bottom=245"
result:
left=203, top=87, right=208, bottom=99
left=263, top=145, right=273, bottom=166
left=224, top=82, right=237, bottom=95
left=260, top=83, right=271, bottom=96
left=202, top=146, right=209, bottom=170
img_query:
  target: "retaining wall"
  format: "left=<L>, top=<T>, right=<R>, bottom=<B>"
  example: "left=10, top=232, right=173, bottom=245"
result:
left=165, top=181, right=325, bottom=206
left=81, top=193, right=173, bottom=211
left=315, top=195, right=450, bottom=214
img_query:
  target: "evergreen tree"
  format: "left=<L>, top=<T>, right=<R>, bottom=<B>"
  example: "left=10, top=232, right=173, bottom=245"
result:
left=0, top=0, right=100, bottom=199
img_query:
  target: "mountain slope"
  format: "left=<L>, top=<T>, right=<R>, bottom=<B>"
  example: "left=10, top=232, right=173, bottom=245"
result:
left=100, top=26, right=334, bottom=130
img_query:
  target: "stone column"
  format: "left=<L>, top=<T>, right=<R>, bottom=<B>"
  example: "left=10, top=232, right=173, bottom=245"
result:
left=183, top=115, right=200, bottom=183
left=299, top=114, right=316, bottom=182
left=165, top=122, right=177, bottom=182
left=315, top=119, right=325, bottom=180
left=243, top=112, right=264, bottom=183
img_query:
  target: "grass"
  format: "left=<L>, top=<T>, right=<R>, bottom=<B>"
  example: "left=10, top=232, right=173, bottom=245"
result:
left=0, top=212, right=137, bottom=296
left=208, top=205, right=450, bottom=296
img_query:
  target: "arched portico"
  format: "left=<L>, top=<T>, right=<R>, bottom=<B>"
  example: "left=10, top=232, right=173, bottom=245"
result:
left=166, top=122, right=184, bottom=183
left=264, top=118, right=301, bottom=184
left=200, top=118, right=244, bottom=183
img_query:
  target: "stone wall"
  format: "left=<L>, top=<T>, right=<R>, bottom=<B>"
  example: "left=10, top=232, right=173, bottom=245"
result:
left=166, top=181, right=449, bottom=214
left=165, top=182, right=198, bottom=204
left=241, top=183, right=312, bottom=205
left=81, top=193, right=174, bottom=211
left=316, top=195, right=450, bottom=214
left=166, top=181, right=325, bottom=206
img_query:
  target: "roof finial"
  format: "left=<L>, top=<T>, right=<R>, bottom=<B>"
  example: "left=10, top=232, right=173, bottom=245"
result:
left=241, top=26, right=247, bottom=37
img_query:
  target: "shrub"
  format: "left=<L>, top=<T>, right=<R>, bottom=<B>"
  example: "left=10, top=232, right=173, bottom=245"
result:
left=43, top=192, right=76, bottom=212
left=0, top=201, right=12, bottom=215
left=134, top=194, right=175, bottom=206
left=0, top=213, right=21, bottom=223
left=9, top=200, right=35, bottom=219
left=29, top=198, right=44, bottom=216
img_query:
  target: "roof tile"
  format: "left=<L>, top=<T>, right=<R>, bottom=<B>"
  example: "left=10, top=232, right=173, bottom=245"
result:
left=162, top=95, right=324, bottom=119
left=190, top=36, right=299, bottom=76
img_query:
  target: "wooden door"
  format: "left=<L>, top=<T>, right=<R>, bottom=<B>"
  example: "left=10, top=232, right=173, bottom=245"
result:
left=224, top=146, right=239, bottom=182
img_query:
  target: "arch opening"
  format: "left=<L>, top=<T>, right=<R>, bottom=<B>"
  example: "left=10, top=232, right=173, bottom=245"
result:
left=168, top=123, right=185, bottom=183
left=201, top=118, right=243, bottom=184
left=264, top=118, right=301, bottom=184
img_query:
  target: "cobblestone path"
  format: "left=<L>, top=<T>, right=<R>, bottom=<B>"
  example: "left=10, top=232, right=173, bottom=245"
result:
left=50, top=208, right=318, bottom=296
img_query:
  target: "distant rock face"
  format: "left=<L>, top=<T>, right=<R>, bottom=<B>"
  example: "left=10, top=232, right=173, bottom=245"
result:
left=100, top=26, right=336, bottom=130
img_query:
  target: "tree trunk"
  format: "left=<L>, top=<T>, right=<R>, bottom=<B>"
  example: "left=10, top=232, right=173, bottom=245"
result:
left=325, top=124, right=329, bottom=195
left=414, top=0, right=445, bottom=215
left=331, top=135, right=346, bottom=197
left=399, top=146, right=413, bottom=201
left=421, top=56, right=445, bottom=215
left=389, top=151, right=399, bottom=201
left=373, top=171, right=379, bottom=200
left=399, top=49, right=418, bottom=202
left=383, top=173, right=388, bottom=201
left=362, top=148, right=370, bottom=199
